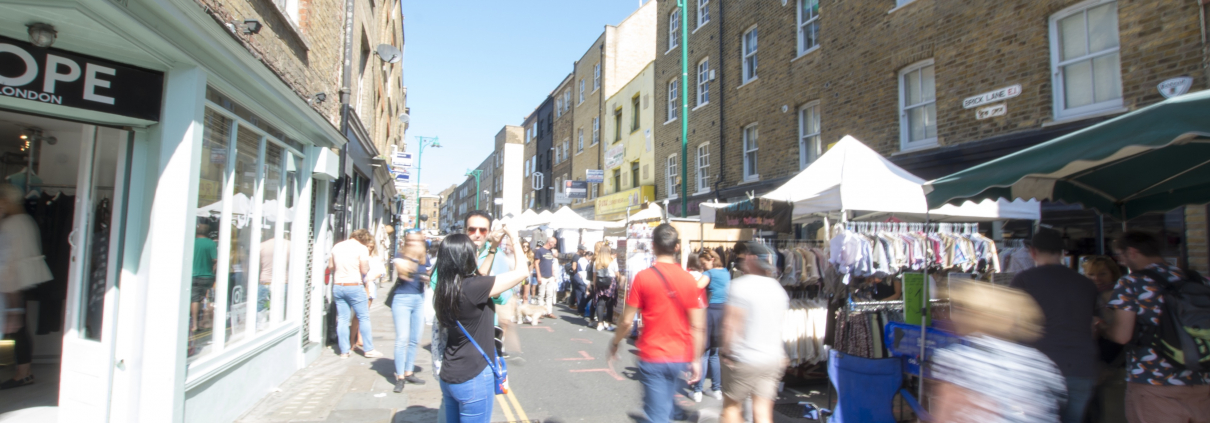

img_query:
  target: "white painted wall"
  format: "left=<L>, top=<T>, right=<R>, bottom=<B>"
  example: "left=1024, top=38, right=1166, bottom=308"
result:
left=502, top=143, right=524, bottom=218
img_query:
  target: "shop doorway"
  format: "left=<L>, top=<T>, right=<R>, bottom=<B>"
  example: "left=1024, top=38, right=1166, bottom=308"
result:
left=0, top=109, right=131, bottom=421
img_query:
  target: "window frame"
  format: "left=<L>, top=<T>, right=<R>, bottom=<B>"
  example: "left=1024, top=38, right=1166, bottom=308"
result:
left=797, top=0, right=821, bottom=56
left=666, top=78, right=678, bottom=123
left=898, top=59, right=937, bottom=150
left=631, top=94, right=641, bottom=133
left=696, top=58, right=710, bottom=107
left=578, top=129, right=584, bottom=153
left=742, top=26, right=758, bottom=84
left=592, top=117, right=600, bottom=145
left=593, top=63, right=601, bottom=91
left=698, top=0, right=710, bottom=27
left=1049, top=0, right=1123, bottom=120
left=742, top=123, right=759, bottom=181
left=666, top=153, right=680, bottom=199
left=798, top=101, right=822, bottom=169
left=579, top=79, right=585, bottom=104
left=695, top=142, right=710, bottom=193
left=668, top=8, right=681, bottom=52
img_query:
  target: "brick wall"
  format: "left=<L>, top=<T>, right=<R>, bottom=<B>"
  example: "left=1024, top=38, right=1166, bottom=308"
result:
left=571, top=33, right=607, bottom=211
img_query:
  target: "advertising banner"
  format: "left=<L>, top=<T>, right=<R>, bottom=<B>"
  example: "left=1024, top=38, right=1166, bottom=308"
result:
left=565, top=180, right=587, bottom=199
left=712, top=198, right=793, bottom=233
left=603, top=144, right=626, bottom=169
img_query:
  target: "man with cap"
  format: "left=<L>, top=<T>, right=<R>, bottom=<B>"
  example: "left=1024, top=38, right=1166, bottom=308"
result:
left=1009, top=228, right=1098, bottom=423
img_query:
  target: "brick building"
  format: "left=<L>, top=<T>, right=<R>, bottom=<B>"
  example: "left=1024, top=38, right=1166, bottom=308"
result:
left=552, top=74, right=576, bottom=209
left=651, top=0, right=1208, bottom=269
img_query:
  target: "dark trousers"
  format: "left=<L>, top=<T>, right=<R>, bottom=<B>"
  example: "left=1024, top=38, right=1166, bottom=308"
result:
left=595, top=294, right=615, bottom=325
left=571, top=282, right=586, bottom=313
left=3, top=325, right=33, bottom=365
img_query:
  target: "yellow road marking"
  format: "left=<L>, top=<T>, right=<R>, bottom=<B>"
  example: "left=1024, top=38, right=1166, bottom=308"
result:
left=505, top=389, right=529, bottom=422
left=495, top=393, right=516, bottom=422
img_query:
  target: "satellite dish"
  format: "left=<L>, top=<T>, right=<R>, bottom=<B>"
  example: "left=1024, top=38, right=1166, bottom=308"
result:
left=375, top=44, right=402, bottom=63
left=398, top=112, right=410, bottom=124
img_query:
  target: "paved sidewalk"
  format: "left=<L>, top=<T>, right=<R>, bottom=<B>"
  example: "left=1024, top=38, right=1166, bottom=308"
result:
left=237, top=288, right=442, bottom=423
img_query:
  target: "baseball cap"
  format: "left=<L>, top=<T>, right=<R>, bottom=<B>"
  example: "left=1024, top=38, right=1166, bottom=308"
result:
left=1027, top=228, right=1065, bottom=253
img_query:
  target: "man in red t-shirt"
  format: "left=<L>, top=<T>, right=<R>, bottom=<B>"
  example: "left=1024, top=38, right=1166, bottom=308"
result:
left=609, top=224, right=706, bottom=423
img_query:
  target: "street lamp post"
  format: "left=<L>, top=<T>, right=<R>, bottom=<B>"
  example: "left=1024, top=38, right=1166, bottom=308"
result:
left=677, top=0, right=690, bottom=217
left=414, top=136, right=441, bottom=228
left=465, top=169, right=483, bottom=209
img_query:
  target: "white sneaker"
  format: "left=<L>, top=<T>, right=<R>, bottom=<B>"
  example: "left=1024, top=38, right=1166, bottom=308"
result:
left=596, top=324, right=604, bottom=331
left=711, top=390, right=722, bottom=401
left=692, top=391, right=703, bottom=403
left=363, top=350, right=384, bottom=358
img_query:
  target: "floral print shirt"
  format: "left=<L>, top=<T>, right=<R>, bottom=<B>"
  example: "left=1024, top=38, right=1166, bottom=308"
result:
left=1107, top=263, right=1210, bottom=385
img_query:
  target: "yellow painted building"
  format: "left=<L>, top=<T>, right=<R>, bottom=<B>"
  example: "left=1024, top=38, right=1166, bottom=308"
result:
left=601, top=62, right=655, bottom=199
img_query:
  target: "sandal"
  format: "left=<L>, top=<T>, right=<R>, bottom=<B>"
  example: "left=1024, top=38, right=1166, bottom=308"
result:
left=0, top=375, right=34, bottom=390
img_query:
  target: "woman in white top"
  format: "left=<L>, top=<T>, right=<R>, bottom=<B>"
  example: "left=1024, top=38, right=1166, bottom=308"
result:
left=0, top=184, right=52, bottom=389
left=351, top=242, right=386, bottom=350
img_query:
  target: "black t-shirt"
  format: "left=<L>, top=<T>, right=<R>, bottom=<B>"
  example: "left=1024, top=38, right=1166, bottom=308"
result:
left=533, top=247, right=555, bottom=278
left=1010, top=264, right=1099, bottom=378
left=441, top=275, right=497, bottom=384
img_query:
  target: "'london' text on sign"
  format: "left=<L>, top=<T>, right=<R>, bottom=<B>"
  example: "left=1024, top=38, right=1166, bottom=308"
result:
left=0, top=36, right=164, bottom=121
left=962, top=84, right=1021, bottom=109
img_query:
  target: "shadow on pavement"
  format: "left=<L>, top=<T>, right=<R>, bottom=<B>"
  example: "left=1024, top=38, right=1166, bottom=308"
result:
left=392, top=405, right=437, bottom=423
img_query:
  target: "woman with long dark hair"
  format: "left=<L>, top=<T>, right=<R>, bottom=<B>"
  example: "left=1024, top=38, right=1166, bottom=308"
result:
left=434, top=228, right=527, bottom=423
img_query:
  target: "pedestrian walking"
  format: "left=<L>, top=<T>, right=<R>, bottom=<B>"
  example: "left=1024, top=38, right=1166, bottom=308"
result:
left=0, top=184, right=53, bottom=390
left=434, top=229, right=527, bottom=423
left=718, top=243, right=788, bottom=423
left=608, top=224, right=706, bottom=423
left=1008, top=228, right=1099, bottom=423
left=1105, top=231, right=1210, bottom=423
left=328, top=229, right=382, bottom=359
left=692, top=248, right=729, bottom=402
left=388, top=229, right=430, bottom=393
left=350, top=241, right=385, bottom=350
left=533, top=237, right=558, bottom=318
left=591, top=242, right=620, bottom=331
left=572, top=246, right=590, bottom=315
left=522, top=242, right=534, bottom=304
left=931, top=279, right=1066, bottom=423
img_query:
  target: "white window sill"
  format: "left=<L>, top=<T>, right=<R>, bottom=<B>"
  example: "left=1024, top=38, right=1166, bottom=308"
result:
left=593, top=88, right=599, bottom=94
left=185, top=323, right=300, bottom=391
left=693, top=22, right=709, bottom=34
left=893, top=142, right=941, bottom=156
left=1043, top=107, right=1129, bottom=127
left=694, top=188, right=711, bottom=196
left=741, top=176, right=761, bottom=184
left=888, top=0, right=918, bottom=14
left=692, top=102, right=710, bottom=111
left=792, top=46, right=820, bottom=63
left=738, top=78, right=759, bottom=90
left=665, top=47, right=679, bottom=55
left=664, top=118, right=678, bottom=125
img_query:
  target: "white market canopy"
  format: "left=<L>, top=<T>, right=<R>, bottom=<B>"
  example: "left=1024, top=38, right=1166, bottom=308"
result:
left=544, top=206, right=607, bottom=230
left=627, top=203, right=664, bottom=223
left=702, top=135, right=1040, bottom=223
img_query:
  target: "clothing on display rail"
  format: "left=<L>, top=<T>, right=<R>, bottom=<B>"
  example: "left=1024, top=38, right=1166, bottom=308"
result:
left=829, top=222, right=1000, bottom=278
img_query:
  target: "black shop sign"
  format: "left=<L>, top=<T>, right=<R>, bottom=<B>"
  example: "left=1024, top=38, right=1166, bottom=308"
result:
left=0, top=36, right=164, bottom=121
left=714, top=198, right=793, bottom=233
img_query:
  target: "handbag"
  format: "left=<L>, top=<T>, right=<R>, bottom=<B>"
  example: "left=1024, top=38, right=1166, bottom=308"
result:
left=455, top=321, right=509, bottom=395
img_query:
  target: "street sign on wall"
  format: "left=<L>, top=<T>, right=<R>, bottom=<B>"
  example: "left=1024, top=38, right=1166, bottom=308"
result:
left=604, top=144, right=626, bottom=169
left=975, top=103, right=1007, bottom=120
left=586, top=169, right=604, bottom=184
left=565, top=180, right=587, bottom=199
left=392, top=152, right=413, bottom=167
left=962, top=84, right=1021, bottom=109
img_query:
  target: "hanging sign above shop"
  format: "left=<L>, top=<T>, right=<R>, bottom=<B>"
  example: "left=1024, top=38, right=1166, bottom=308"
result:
left=962, top=84, right=1021, bottom=109
left=712, top=198, right=793, bottom=233
left=0, top=36, right=164, bottom=121
left=586, top=169, right=605, bottom=184
left=975, top=103, right=1007, bottom=120
left=603, top=144, right=626, bottom=169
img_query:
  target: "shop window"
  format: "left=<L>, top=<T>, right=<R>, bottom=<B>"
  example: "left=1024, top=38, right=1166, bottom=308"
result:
left=631, top=161, right=641, bottom=189
left=798, top=0, right=820, bottom=55
left=799, top=102, right=821, bottom=169
left=899, top=60, right=936, bottom=150
left=1051, top=0, right=1122, bottom=120
left=189, top=88, right=306, bottom=364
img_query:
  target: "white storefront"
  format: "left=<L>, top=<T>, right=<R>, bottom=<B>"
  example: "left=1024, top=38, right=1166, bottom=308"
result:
left=0, top=0, right=340, bottom=421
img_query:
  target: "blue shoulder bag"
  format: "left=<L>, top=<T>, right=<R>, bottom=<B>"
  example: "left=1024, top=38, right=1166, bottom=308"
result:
left=455, top=321, right=509, bottom=394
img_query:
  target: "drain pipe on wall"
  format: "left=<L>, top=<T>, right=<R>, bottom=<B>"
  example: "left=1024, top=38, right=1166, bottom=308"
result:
left=336, top=0, right=356, bottom=238
left=712, top=0, right=726, bottom=202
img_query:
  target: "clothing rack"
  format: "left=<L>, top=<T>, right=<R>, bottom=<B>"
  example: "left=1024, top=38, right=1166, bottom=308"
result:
left=843, top=221, right=978, bottom=235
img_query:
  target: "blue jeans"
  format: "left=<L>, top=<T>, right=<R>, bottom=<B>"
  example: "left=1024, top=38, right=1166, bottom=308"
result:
left=334, top=284, right=374, bottom=354
left=257, top=284, right=270, bottom=312
left=1062, top=376, right=1095, bottom=423
left=638, top=360, right=688, bottom=423
left=693, top=348, right=721, bottom=393
left=439, top=365, right=494, bottom=423
left=391, top=292, right=424, bottom=376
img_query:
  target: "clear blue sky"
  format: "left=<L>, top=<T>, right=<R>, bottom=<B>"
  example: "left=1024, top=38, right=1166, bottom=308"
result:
left=401, top=1, right=651, bottom=194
